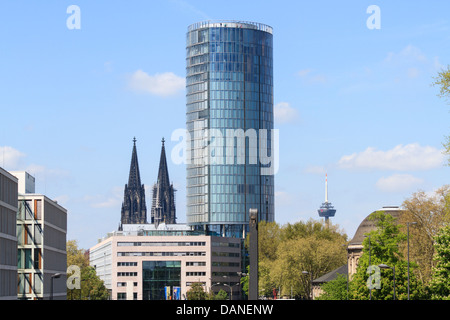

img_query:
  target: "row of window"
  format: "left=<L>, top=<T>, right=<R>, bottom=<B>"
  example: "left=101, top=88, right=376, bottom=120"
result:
left=117, top=241, right=206, bottom=247
left=117, top=252, right=206, bottom=257
left=118, top=261, right=206, bottom=267
left=117, top=272, right=207, bottom=277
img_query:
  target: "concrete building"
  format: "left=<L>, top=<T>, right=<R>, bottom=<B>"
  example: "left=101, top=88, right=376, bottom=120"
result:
left=90, top=223, right=242, bottom=300
left=14, top=172, right=67, bottom=300
left=0, top=167, right=18, bottom=300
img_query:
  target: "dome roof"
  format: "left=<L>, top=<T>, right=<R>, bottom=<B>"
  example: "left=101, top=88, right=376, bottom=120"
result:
left=349, top=207, right=403, bottom=246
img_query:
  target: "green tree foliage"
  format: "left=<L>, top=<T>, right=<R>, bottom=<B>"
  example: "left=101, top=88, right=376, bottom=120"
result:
left=429, top=225, right=450, bottom=300
left=400, top=186, right=450, bottom=284
left=257, top=219, right=347, bottom=299
left=348, top=211, right=425, bottom=300
left=316, top=273, right=348, bottom=300
left=214, top=289, right=229, bottom=300
left=66, top=240, right=109, bottom=300
left=186, top=282, right=207, bottom=300
left=432, top=65, right=450, bottom=164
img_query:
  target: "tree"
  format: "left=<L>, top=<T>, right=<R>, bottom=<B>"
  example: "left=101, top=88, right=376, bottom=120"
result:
left=66, top=240, right=109, bottom=300
left=432, top=65, right=450, bottom=165
left=186, top=282, right=206, bottom=300
left=257, top=219, right=347, bottom=299
left=349, top=211, right=425, bottom=300
left=400, top=186, right=450, bottom=284
left=316, top=273, right=348, bottom=300
left=429, top=225, right=450, bottom=300
left=214, top=289, right=229, bottom=300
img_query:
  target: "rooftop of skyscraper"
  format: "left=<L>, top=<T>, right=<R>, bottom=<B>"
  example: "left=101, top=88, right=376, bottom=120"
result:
left=188, top=20, right=273, bottom=34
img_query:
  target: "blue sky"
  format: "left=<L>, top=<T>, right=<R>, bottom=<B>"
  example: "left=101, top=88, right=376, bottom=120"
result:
left=1, top=1, right=448, bottom=249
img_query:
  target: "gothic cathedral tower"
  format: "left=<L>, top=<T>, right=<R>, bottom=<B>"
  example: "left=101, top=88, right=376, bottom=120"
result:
left=151, top=138, right=176, bottom=226
left=120, top=138, right=147, bottom=228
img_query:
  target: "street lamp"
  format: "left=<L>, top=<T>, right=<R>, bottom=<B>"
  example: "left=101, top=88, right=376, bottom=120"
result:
left=407, top=221, right=417, bottom=300
left=50, top=273, right=61, bottom=300
left=378, top=264, right=395, bottom=300
left=223, top=283, right=240, bottom=301
left=302, top=271, right=312, bottom=300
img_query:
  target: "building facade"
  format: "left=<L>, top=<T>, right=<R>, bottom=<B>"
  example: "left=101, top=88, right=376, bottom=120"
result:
left=0, top=168, right=18, bottom=300
left=151, top=138, right=176, bottom=226
left=90, top=224, right=242, bottom=300
left=16, top=191, right=67, bottom=299
left=186, top=20, right=275, bottom=238
left=120, top=138, right=147, bottom=227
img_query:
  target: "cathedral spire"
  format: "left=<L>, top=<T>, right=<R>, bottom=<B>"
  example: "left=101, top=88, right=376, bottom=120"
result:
left=128, top=137, right=142, bottom=188
left=120, top=137, right=147, bottom=228
left=151, top=138, right=176, bottom=226
left=157, top=137, right=170, bottom=189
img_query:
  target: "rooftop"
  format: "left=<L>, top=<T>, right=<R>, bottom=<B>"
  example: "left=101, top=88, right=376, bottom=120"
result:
left=188, top=20, right=273, bottom=34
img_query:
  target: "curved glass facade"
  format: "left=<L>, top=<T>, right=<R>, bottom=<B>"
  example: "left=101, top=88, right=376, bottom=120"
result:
left=186, top=21, right=274, bottom=237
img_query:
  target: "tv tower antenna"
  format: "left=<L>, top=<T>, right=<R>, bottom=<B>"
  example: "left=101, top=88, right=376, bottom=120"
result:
left=318, top=173, right=336, bottom=227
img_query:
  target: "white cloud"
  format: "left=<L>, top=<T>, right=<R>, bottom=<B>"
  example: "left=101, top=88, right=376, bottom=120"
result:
left=338, top=143, right=444, bottom=171
left=304, top=165, right=327, bottom=175
left=297, top=68, right=327, bottom=84
left=383, top=45, right=427, bottom=65
left=376, top=174, right=424, bottom=192
left=127, top=70, right=185, bottom=97
left=274, top=102, right=299, bottom=124
left=297, top=69, right=312, bottom=77
left=87, top=186, right=123, bottom=209
left=0, top=146, right=26, bottom=169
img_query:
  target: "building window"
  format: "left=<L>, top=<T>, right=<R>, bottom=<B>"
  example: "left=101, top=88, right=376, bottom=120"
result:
left=117, top=272, right=137, bottom=277
left=186, top=261, right=206, bottom=266
left=142, top=261, right=181, bottom=300
left=186, top=272, right=206, bottom=277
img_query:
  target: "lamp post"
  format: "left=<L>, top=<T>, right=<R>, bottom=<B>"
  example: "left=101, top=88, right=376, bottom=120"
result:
left=302, top=271, right=312, bottom=300
left=50, top=273, right=61, bottom=300
left=407, top=222, right=417, bottom=300
left=378, top=264, right=395, bottom=300
left=223, top=283, right=240, bottom=301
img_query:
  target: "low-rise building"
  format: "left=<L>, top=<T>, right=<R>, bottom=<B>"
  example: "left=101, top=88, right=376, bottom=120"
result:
left=0, top=167, right=18, bottom=300
left=14, top=172, right=67, bottom=300
left=89, top=223, right=242, bottom=300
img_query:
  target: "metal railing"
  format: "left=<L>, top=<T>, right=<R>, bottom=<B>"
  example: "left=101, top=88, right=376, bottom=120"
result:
left=188, top=20, right=273, bottom=34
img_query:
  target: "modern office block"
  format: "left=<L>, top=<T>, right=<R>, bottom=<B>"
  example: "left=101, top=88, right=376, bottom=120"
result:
left=90, top=224, right=241, bottom=300
left=186, top=20, right=275, bottom=238
left=15, top=174, right=67, bottom=300
left=0, top=167, right=18, bottom=300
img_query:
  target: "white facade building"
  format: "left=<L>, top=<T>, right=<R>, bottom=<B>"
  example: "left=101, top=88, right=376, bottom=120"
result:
left=90, top=224, right=242, bottom=300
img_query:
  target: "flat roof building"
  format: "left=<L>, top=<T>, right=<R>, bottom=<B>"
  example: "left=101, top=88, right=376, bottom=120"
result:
left=0, top=167, right=18, bottom=300
left=90, top=224, right=242, bottom=300
left=14, top=172, right=67, bottom=300
left=186, top=20, right=275, bottom=238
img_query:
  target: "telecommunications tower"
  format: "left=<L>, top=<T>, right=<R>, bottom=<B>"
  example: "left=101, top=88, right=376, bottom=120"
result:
left=317, top=174, right=336, bottom=226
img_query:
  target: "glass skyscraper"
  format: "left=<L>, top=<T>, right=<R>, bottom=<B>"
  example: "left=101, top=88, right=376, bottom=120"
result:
left=186, top=21, right=275, bottom=238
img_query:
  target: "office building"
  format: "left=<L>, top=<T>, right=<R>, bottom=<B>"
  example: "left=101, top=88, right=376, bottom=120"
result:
left=14, top=172, right=67, bottom=300
left=90, top=224, right=241, bottom=300
left=0, top=167, right=18, bottom=300
left=186, top=20, right=275, bottom=237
